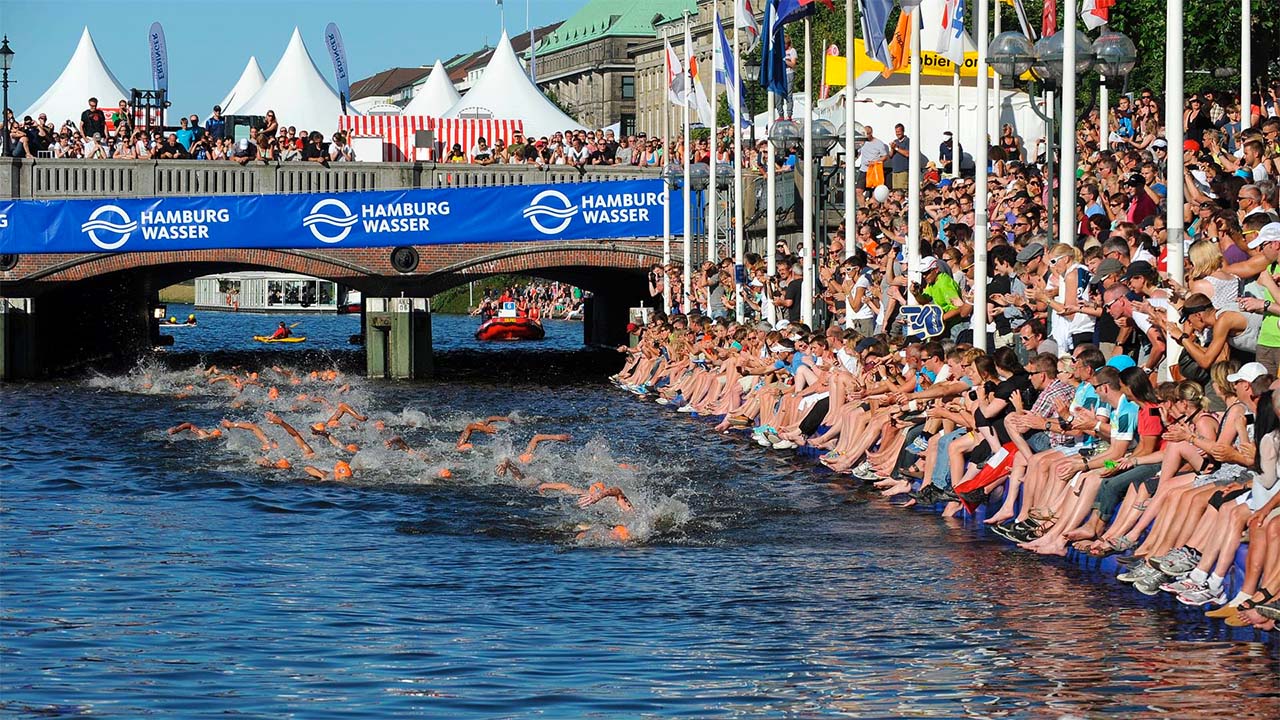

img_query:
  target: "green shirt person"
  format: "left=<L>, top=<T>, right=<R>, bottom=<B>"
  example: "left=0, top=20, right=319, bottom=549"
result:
left=918, top=256, right=968, bottom=327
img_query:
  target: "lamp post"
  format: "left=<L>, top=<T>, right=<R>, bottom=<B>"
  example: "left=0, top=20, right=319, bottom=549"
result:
left=1093, top=29, right=1138, bottom=156
left=662, top=161, right=684, bottom=312
left=1, top=37, right=14, bottom=159
left=1033, top=27, right=1093, bottom=246
left=768, top=118, right=801, bottom=325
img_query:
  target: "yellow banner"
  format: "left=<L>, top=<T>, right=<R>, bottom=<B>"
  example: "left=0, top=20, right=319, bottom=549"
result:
left=823, top=39, right=995, bottom=86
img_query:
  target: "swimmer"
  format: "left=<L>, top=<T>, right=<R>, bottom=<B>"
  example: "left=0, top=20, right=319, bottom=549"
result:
left=456, top=417, right=509, bottom=450
left=256, top=456, right=292, bottom=470
left=166, top=422, right=223, bottom=440
left=303, top=460, right=355, bottom=482
left=208, top=374, right=244, bottom=392
left=538, top=481, right=632, bottom=512
left=519, top=433, right=571, bottom=463
left=385, top=435, right=429, bottom=460
left=219, top=419, right=277, bottom=452
left=574, top=523, right=633, bottom=543
left=325, top=402, right=367, bottom=427
left=263, top=411, right=316, bottom=457
left=309, top=421, right=359, bottom=453
left=495, top=457, right=526, bottom=480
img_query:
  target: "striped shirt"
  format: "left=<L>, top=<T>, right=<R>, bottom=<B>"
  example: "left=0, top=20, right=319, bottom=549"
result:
left=1031, top=379, right=1077, bottom=446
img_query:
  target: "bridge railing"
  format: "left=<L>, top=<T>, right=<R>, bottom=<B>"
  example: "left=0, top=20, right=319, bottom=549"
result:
left=0, top=158, right=660, bottom=200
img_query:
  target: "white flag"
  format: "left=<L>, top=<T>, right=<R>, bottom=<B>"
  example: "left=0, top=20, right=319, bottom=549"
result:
left=665, top=38, right=688, bottom=107
left=937, top=0, right=967, bottom=66
left=735, top=0, right=761, bottom=53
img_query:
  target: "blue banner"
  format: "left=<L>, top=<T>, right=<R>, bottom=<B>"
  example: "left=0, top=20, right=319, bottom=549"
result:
left=0, top=179, right=684, bottom=255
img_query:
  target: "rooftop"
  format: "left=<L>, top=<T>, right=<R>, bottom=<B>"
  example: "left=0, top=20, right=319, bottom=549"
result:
left=532, top=0, right=698, bottom=57
left=350, top=67, right=433, bottom=101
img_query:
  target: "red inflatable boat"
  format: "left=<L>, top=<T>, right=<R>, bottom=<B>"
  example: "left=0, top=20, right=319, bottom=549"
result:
left=475, top=316, right=546, bottom=341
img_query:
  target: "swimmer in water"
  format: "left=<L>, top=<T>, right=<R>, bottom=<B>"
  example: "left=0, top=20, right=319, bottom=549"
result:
left=309, top=421, right=360, bottom=454
left=167, top=422, right=223, bottom=440
left=220, top=419, right=277, bottom=452
left=538, top=481, right=633, bottom=512
left=456, top=416, right=511, bottom=450
left=495, top=457, right=526, bottom=480
left=325, top=402, right=367, bottom=427
left=518, top=433, right=572, bottom=463
left=263, top=411, right=316, bottom=457
left=303, top=460, right=355, bottom=482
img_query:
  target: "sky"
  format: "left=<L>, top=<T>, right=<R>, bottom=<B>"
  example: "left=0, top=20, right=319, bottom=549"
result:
left=0, top=0, right=585, bottom=116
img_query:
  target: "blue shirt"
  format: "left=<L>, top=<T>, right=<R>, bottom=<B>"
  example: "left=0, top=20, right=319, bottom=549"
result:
left=1111, top=396, right=1140, bottom=446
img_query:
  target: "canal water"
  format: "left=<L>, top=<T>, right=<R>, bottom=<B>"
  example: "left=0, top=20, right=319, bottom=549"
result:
left=2, top=309, right=1278, bottom=717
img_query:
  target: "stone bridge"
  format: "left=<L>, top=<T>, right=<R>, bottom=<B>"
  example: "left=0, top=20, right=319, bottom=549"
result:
left=0, top=159, right=694, bottom=379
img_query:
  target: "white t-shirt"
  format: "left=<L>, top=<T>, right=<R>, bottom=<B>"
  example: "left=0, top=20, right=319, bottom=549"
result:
left=1131, top=296, right=1173, bottom=335
left=849, top=272, right=877, bottom=320
left=858, top=138, right=891, bottom=169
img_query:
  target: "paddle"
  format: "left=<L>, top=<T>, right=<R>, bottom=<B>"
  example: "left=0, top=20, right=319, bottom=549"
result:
left=289, top=322, right=302, bottom=329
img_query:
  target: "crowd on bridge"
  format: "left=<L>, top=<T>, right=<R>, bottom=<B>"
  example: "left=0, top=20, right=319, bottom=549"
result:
left=614, top=80, right=1280, bottom=632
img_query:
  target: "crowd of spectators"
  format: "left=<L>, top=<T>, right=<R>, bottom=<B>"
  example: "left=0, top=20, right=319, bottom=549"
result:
left=616, top=80, right=1280, bottom=630
left=471, top=281, right=586, bottom=322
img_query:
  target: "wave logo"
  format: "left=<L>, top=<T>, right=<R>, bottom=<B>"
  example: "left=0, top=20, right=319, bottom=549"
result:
left=303, top=198, right=358, bottom=243
left=80, top=204, right=138, bottom=250
left=523, top=189, right=578, bottom=235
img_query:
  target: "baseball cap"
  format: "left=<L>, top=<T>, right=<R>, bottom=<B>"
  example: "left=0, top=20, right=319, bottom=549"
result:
left=919, top=256, right=939, bottom=273
left=1106, top=355, right=1137, bottom=371
left=1183, top=139, right=1201, bottom=153
left=626, top=322, right=639, bottom=334
left=1151, top=138, right=1168, bottom=149
left=1121, top=260, right=1156, bottom=280
left=1227, top=361, right=1270, bottom=384
left=1246, top=222, right=1280, bottom=249
left=1091, top=257, right=1125, bottom=283
left=1016, top=242, right=1045, bottom=263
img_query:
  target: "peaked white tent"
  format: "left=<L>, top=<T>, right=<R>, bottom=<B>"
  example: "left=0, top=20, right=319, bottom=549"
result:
left=441, top=31, right=584, bottom=137
left=218, top=57, right=266, bottom=113
left=401, top=60, right=461, bottom=117
left=227, top=27, right=354, bottom=129
left=21, top=27, right=130, bottom=125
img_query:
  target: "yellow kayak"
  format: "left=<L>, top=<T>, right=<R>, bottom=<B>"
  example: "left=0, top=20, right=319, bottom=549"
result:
left=252, top=336, right=307, bottom=344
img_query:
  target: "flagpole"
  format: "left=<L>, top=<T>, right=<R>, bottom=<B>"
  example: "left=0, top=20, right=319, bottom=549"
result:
left=709, top=10, right=720, bottom=265
left=1059, top=0, right=1077, bottom=247
left=1099, top=65, right=1108, bottom=154
left=992, top=2, right=1001, bottom=138
left=1166, top=0, right=1184, bottom=286
left=766, top=93, right=778, bottom=326
left=733, top=9, right=746, bottom=323
left=907, top=6, right=922, bottom=292
left=952, top=63, right=961, bottom=177
left=801, top=15, right=815, bottom=326
left=683, top=12, right=694, bottom=303
left=663, top=27, right=673, bottom=314
left=974, top=0, right=990, bottom=351
left=1241, top=0, right=1251, bottom=131
left=844, top=0, right=855, bottom=325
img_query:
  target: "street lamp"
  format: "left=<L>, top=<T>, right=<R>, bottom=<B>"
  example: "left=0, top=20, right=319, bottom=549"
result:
left=662, top=161, right=684, bottom=189
left=812, top=119, right=840, bottom=155
left=1093, top=29, right=1137, bottom=155
left=1033, top=28, right=1095, bottom=87
left=1, top=37, right=14, bottom=159
left=988, top=32, right=1035, bottom=84
left=767, top=118, right=801, bottom=153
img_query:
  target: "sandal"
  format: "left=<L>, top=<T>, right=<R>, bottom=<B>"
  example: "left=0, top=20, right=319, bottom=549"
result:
left=1091, top=535, right=1135, bottom=558
left=1028, top=509, right=1057, bottom=523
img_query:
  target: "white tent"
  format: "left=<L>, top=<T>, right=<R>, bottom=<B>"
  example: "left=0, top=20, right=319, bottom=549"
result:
left=218, top=57, right=266, bottom=113
left=227, top=27, right=354, bottom=130
left=441, top=31, right=584, bottom=137
left=401, top=60, right=461, bottom=117
left=21, top=27, right=130, bottom=126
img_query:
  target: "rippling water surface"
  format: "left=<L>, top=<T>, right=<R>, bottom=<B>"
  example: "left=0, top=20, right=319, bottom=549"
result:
left=2, top=310, right=1278, bottom=718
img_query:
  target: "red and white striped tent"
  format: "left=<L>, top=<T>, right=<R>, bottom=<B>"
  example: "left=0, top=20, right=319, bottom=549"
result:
left=338, top=116, right=524, bottom=162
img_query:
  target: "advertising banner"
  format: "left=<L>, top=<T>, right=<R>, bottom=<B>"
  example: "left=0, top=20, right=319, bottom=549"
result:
left=324, top=22, right=351, bottom=111
left=0, top=179, right=681, bottom=255
left=149, top=22, right=169, bottom=92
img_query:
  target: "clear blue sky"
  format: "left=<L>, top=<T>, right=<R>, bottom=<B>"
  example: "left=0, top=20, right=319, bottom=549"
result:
left=0, top=0, right=584, bottom=116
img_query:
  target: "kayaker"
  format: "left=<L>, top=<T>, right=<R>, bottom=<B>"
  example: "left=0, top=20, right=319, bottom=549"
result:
left=269, top=322, right=291, bottom=340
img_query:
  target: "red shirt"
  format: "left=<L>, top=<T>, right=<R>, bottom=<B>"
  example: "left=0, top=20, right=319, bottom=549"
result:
left=1137, top=402, right=1166, bottom=450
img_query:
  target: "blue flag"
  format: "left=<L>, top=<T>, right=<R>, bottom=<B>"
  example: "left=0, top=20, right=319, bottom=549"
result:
left=858, top=0, right=893, bottom=68
left=713, top=11, right=750, bottom=128
left=758, top=0, right=787, bottom=94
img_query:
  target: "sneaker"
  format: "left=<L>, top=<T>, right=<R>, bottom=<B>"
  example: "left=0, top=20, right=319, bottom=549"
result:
left=1152, top=550, right=1202, bottom=576
left=772, top=439, right=797, bottom=450
left=907, top=436, right=930, bottom=454
left=758, top=433, right=780, bottom=447
left=1177, top=584, right=1227, bottom=606
left=1159, top=577, right=1203, bottom=594
left=851, top=460, right=873, bottom=476
left=676, top=404, right=696, bottom=413
left=853, top=465, right=880, bottom=481
left=655, top=398, right=671, bottom=405
left=1117, top=563, right=1162, bottom=584
left=1133, top=575, right=1167, bottom=596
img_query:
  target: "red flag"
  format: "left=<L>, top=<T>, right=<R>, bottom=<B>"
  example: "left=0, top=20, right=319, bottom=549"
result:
left=1041, top=0, right=1057, bottom=38
left=799, top=0, right=836, bottom=10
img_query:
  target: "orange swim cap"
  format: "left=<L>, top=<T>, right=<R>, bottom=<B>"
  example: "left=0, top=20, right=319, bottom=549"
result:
left=345, top=443, right=359, bottom=453
left=268, top=387, right=279, bottom=400
left=617, top=463, right=634, bottom=470
left=273, top=457, right=291, bottom=469
left=311, top=422, right=327, bottom=433
left=610, top=525, right=631, bottom=542
left=589, top=482, right=606, bottom=493
left=208, top=429, right=223, bottom=438
left=334, top=461, right=353, bottom=480
left=437, top=468, right=453, bottom=479
left=373, top=420, right=386, bottom=431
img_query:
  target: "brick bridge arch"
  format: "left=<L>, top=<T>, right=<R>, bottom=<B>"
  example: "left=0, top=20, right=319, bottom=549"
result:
left=1, top=240, right=670, bottom=296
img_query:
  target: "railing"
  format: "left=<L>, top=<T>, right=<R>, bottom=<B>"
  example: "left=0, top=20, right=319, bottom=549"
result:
left=0, top=158, right=660, bottom=200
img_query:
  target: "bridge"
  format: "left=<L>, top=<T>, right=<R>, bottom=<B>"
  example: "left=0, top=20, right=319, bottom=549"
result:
left=0, top=158, right=703, bottom=380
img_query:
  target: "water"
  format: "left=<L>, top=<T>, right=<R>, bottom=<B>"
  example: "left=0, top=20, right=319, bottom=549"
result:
left=3, top=310, right=1278, bottom=718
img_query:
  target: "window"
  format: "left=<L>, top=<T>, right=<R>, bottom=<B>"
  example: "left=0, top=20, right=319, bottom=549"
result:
left=621, top=114, right=636, bottom=137
left=621, top=75, right=635, bottom=100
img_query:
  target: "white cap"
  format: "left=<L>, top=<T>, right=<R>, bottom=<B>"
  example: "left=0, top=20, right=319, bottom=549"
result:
left=1151, top=138, right=1168, bottom=149
left=918, top=256, right=939, bottom=273
left=1227, top=361, right=1270, bottom=384
left=1247, top=222, right=1280, bottom=249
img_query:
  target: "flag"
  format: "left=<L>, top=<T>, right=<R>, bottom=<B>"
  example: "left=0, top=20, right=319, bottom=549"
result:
left=883, top=8, right=913, bottom=79
left=798, top=0, right=836, bottom=9
left=665, top=38, right=688, bottom=106
left=938, top=0, right=967, bottom=66
left=735, top=0, right=761, bottom=53
left=1008, top=0, right=1037, bottom=40
left=714, top=11, right=751, bottom=128
left=1081, top=0, right=1113, bottom=30
left=689, top=55, right=715, bottom=127
left=819, top=43, right=839, bottom=99
left=323, top=23, right=351, bottom=112
left=1042, top=0, right=1057, bottom=38
left=148, top=22, right=168, bottom=93
left=859, top=0, right=893, bottom=68
left=777, top=0, right=818, bottom=26
left=758, top=1, right=788, bottom=94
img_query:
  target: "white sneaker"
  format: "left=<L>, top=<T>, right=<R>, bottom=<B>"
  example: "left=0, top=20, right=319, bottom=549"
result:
left=1159, top=577, right=1202, bottom=594
left=655, top=398, right=670, bottom=405
left=677, top=404, right=696, bottom=413
left=1177, top=584, right=1226, bottom=606
left=772, top=439, right=797, bottom=450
